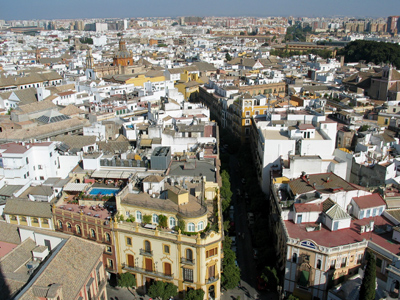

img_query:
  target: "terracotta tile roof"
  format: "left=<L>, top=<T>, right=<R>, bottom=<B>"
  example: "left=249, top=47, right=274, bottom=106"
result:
left=4, top=199, right=53, bottom=218
left=143, top=175, right=164, bottom=183
left=289, top=172, right=358, bottom=195
left=352, top=193, right=386, bottom=210
left=385, top=209, right=400, bottom=222
left=51, top=135, right=96, bottom=150
left=0, top=222, right=21, bottom=245
left=20, top=237, right=104, bottom=300
left=0, top=238, right=36, bottom=298
left=284, top=215, right=400, bottom=254
left=322, top=198, right=335, bottom=213
left=59, top=105, right=85, bottom=116
left=13, top=100, right=57, bottom=115
left=298, top=124, right=315, bottom=130
left=0, top=118, right=89, bottom=141
left=294, top=203, right=322, bottom=213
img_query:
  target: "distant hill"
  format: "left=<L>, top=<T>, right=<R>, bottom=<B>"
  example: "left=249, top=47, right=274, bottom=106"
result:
left=338, top=40, right=400, bottom=69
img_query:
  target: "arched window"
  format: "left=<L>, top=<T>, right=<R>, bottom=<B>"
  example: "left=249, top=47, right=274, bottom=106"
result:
left=67, top=222, right=72, bottom=229
left=90, top=229, right=96, bottom=239
left=20, top=217, right=27, bottom=224
left=136, top=211, right=142, bottom=222
left=152, top=214, right=158, bottom=224
left=32, top=218, right=39, bottom=224
left=197, top=221, right=204, bottom=231
left=186, top=248, right=193, bottom=261
left=105, top=233, right=111, bottom=243
left=317, top=259, right=322, bottom=270
left=76, top=225, right=81, bottom=235
left=188, top=222, right=195, bottom=232
left=169, top=217, right=176, bottom=228
left=57, top=220, right=63, bottom=229
left=144, top=240, right=151, bottom=252
left=292, top=253, right=297, bottom=263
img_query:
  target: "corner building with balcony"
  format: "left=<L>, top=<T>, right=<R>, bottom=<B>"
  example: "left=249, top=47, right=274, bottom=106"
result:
left=114, top=175, right=222, bottom=300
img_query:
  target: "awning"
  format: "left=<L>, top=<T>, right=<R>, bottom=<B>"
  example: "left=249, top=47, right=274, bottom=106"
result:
left=63, top=183, right=88, bottom=192
left=91, top=170, right=134, bottom=179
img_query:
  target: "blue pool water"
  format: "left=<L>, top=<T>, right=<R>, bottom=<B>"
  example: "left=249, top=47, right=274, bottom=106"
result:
left=89, top=188, right=120, bottom=196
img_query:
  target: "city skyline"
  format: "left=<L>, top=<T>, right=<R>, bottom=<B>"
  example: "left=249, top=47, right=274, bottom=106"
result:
left=1, top=0, right=398, bottom=21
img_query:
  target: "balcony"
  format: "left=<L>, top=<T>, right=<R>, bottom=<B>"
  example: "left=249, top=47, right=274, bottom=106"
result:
left=122, top=263, right=173, bottom=280
left=140, top=249, right=153, bottom=256
left=206, top=274, right=219, bottom=284
left=181, top=258, right=195, bottom=265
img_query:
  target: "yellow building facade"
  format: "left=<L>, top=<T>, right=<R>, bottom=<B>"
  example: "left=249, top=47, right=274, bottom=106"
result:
left=114, top=177, right=223, bottom=300
left=175, top=71, right=205, bottom=101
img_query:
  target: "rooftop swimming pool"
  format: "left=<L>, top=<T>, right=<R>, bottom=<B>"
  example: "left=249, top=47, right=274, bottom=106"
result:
left=88, top=188, right=120, bottom=196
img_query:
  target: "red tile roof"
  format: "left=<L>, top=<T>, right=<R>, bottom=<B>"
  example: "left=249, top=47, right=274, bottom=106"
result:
left=0, top=142, right=52, bottom=154
left=285, top=215, right=400, bottom=254
left=352, top=193, right=386, bottom=209
left=298, top=124, right=315, bottom=130
left=294, top=203, right=322, bottom=213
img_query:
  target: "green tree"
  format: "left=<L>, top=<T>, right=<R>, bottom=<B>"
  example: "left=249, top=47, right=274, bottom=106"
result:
left=261, top=266, right=279, bottom=291
left=158, top=214, right=168, bottom=227
left=143, top=214, right=151, bottom=224
left=338, top=40, right=400, bottom=68
left=225, top=53, right=232, bottom=61
left=117, top=272, right=136, bottom=288
left=126, top=215, right=135, bottom=223
left=177, top=219, right=186, bottom=232
left=220, top=170, right=232, bottom=212
left=359, top=125, right=370, bottom=132
left=221, top=263, right=241, bottom=289
left=223, top=220, right=231, bottom=233
left=287, top=295, right=299, bottom=300
left=359, top=252, right=376, bottom=300
left=79, top=37, right=93, bottom=44
left=148, top=281, right=178, bottom=300
left=221, top=236, right=240, bottom=289
left=184, top=289, right=205, bottom=300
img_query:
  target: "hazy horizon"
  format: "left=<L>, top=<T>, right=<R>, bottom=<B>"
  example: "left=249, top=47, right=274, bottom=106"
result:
left=0, top=0, right=398, bottom=21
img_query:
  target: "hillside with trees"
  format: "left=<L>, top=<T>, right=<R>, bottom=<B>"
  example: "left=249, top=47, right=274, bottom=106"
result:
left=338, top=40, right=400, bottom=68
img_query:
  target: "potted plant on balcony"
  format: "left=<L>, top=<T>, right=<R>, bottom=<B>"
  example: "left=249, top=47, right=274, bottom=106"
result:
left=158, top=214, right=167, bottom=228
left=143, top=214, right=151, bottom=225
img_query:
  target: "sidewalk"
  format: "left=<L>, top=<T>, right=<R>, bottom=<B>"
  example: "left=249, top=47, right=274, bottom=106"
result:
left=107, top=284, right=152, bottom=300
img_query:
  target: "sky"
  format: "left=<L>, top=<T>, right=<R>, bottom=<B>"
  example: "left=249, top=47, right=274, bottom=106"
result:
left=0, top=0, right=398, bottom=20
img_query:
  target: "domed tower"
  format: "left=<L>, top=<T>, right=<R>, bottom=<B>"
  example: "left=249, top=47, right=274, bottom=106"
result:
left=113, top=38, right=133, bottom=67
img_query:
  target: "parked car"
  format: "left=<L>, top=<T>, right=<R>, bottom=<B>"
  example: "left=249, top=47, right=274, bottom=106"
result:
left=229, top=205, right=234, bottom=219
left=231, top=236, right=237, bottom=246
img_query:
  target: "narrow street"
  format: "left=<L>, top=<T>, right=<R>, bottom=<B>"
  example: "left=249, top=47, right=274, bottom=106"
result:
left=221, top=155, right=278, bottom=300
